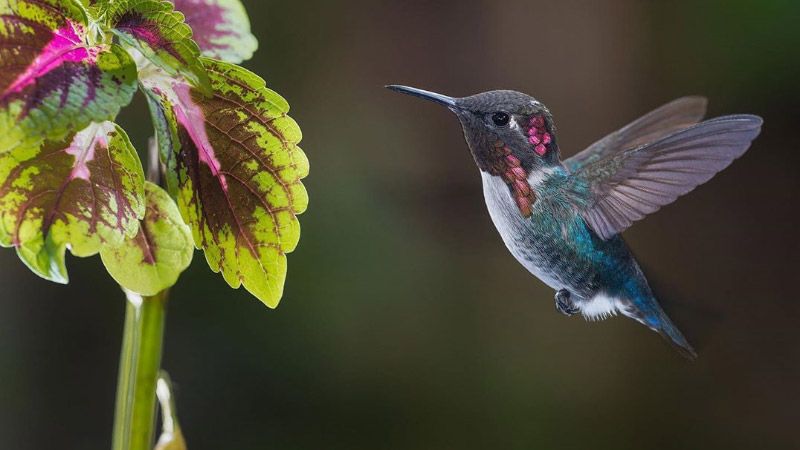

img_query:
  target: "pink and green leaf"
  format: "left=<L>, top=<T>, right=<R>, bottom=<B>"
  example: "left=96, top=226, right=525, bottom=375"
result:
left=169, top=0, right=256, bottom=63
left=0, top=0, right=138, bottom=153
left=142, top=58, right=308, bottom=307
left=0, top=121, right=145, bottom=282
left=104, top=0, right=209, bottom=89
left=101, top=181, right=193, bottom=295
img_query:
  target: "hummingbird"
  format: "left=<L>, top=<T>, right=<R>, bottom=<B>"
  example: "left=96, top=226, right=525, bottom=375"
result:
left=387, top=85, right=762, bottom=359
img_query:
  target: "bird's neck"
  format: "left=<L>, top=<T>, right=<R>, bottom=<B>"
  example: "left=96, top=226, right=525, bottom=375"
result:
left=482, top=140, right=563, bottom=217
left=482, top=166, right=565, bottom=236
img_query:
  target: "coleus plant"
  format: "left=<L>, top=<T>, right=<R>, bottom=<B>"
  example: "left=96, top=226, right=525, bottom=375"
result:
left=0, top=0, right=307, bottom=447
left=0, top=0, right=308, bottom=306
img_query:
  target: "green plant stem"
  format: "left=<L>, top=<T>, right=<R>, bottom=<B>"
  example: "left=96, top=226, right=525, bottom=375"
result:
left=112, top=289, right=169, bottom=450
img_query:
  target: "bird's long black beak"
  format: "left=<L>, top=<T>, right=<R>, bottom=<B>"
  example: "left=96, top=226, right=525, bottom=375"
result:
left=386, top=85, right=457, bottom=109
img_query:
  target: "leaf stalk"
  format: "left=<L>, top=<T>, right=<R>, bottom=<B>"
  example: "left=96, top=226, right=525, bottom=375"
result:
left=112, top=289, right=169, bottom=450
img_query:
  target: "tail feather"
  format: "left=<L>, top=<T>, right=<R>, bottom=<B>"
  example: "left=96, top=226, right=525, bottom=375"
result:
left=654, top=315, right=697, bottom=360
left=622, top=297, right=697, bottom=360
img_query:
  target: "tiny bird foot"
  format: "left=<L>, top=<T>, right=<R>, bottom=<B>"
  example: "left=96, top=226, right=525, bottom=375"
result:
left=555, top=289, right=579, bottom=316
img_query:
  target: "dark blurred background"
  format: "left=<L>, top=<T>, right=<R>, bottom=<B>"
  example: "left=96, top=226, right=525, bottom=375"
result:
left=1, top=0, right=799, bottom=448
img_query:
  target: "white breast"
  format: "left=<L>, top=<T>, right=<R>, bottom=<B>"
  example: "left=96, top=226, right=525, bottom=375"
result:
left=480, top=171, right=563, bottom=290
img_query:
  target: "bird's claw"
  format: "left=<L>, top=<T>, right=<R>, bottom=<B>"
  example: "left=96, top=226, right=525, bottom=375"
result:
left=555, top=289, right=579, bottom=316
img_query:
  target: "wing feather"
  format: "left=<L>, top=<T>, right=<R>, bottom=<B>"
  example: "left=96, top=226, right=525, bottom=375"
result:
left=570, top=114, right=762, bottom=239
left=566, top=96, right=708, bottom=172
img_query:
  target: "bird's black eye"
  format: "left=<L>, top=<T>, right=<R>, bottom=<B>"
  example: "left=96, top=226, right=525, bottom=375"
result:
left=491, top=112, right=510, bottom=127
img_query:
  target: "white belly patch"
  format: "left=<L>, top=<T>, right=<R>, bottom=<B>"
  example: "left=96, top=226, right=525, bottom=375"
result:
left=580, top=293, right=624, bottom=321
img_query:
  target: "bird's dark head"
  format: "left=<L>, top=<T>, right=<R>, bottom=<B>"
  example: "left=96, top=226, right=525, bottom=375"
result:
left=386, top=86, right=562, bottom=176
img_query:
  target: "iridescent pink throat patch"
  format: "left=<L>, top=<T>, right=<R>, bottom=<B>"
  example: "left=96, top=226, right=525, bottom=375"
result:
left=489, top=141, right=536, bottom=217
left=526, top=115, right=552, bottom=156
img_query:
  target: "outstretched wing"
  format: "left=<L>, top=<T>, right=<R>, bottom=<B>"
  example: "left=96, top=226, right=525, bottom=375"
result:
left=567, top=115, right=763, bottom=240
left=565, top=97, right=708, bottom=172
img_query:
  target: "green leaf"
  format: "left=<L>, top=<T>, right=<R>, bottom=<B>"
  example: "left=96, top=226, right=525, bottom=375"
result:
left=141, top=58, right=308, bottom=307
left=77, top=0, right=109, bottom=22
left=169, top=0, right=257, bottom=63
left=101, top=181, right=193, bottom=295
left=1, top=0, right=87, bottom=26
left=0, top=121, right=146, bottom=283
left=78, top=0, right=106, bottom=7
left=0, top=0, right=139, bottom=153
left=104, top=0, right=210, bottom=90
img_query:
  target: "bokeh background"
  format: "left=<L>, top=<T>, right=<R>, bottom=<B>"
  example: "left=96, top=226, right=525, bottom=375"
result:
left=1, top=0, right=799, bottom=449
